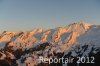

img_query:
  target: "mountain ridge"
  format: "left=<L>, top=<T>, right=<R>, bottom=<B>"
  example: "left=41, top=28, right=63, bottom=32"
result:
left=0, top=21, right=100, bottom=66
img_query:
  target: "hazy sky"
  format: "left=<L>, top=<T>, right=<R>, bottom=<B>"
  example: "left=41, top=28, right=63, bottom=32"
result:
left=0, top=0, right=100, bottom=32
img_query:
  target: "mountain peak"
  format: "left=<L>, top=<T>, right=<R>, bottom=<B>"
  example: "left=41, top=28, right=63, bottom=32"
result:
left=69, top=21, right=91, bottom=27
left=78, top=21, right=91, bottom=26
left=65, top=21, right=91, bottom=33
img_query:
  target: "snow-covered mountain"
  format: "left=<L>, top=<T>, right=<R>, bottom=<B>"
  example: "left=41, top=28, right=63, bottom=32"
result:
left=0, top=21, right=100, bottom=66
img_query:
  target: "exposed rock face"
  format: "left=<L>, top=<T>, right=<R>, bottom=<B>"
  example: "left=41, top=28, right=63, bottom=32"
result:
left=65, top=31, right=78, bottom=44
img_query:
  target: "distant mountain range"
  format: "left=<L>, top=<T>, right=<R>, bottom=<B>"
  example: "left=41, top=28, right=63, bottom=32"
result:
left=0, top=21, right=100, bottom=66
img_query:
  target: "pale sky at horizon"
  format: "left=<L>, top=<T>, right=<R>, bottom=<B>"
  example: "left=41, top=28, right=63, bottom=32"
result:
left=0, top=0, right=100, bottom=32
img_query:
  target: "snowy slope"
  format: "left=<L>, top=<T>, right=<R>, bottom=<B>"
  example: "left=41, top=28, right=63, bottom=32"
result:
left=0, top=21, right=100, bottom=66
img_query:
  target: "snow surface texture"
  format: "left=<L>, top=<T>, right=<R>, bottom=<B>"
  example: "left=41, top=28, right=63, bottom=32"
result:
left=0, top=21, right=100, bottom=66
